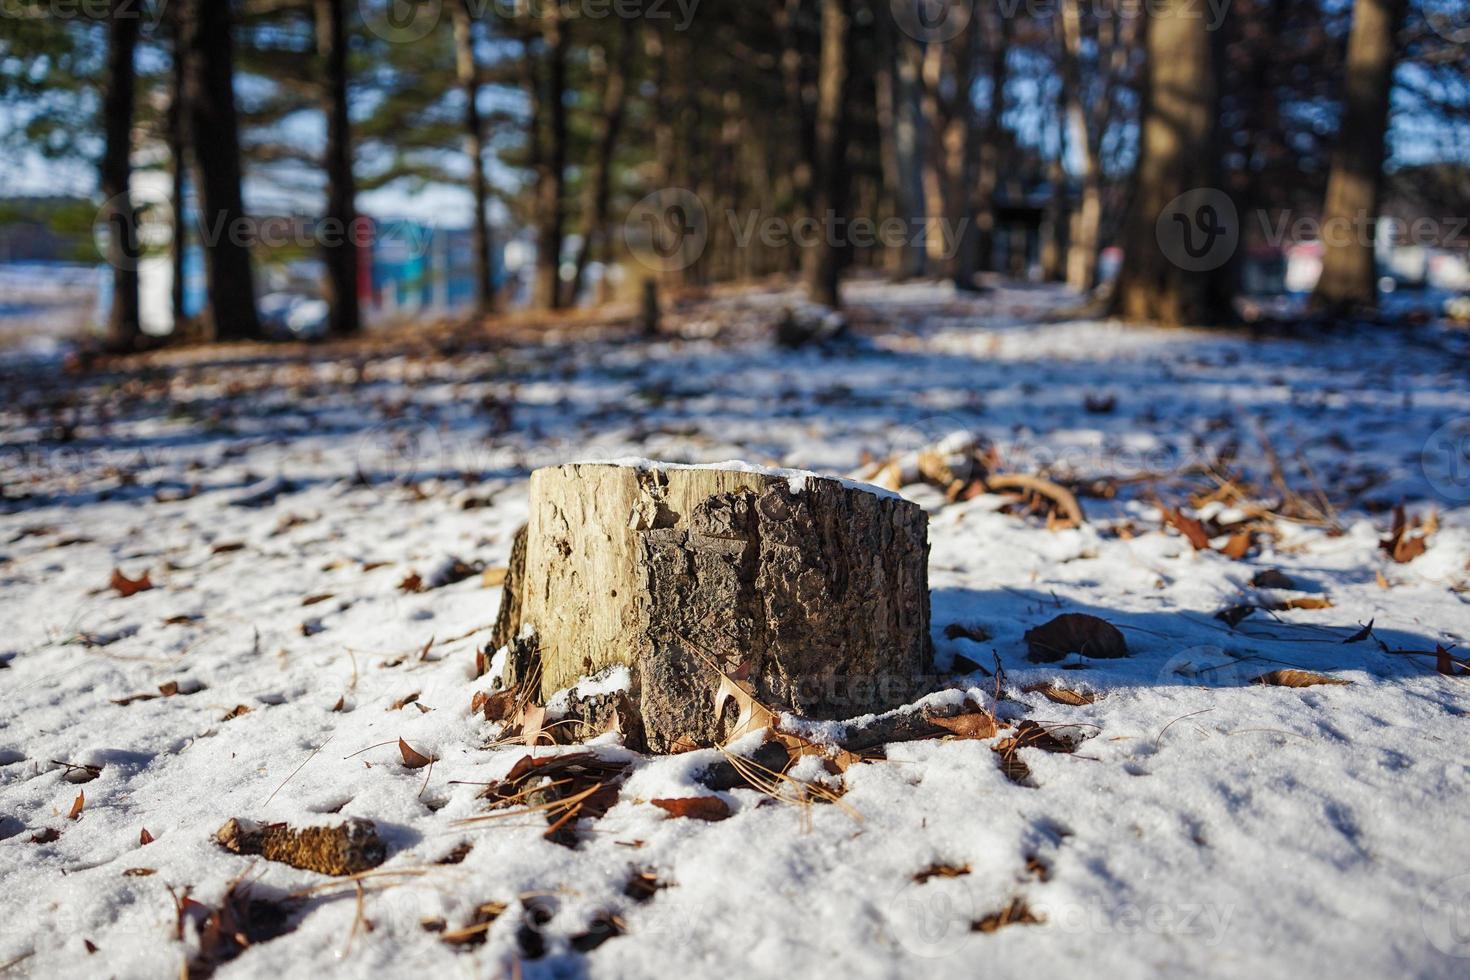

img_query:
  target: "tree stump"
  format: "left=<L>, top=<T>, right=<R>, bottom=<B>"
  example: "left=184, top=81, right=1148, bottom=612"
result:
left=504, top=461, right=932, bottom=751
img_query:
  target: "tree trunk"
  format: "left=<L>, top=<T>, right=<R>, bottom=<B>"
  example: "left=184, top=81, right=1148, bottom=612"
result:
left=568, top=17, right=634, bottom=308
left=533, top=4, right=569, bottom=311
left=1057, top=0, right=1102, bottom=294
left=182, top=0, right=260, bottom=341
left=316, top=0, right=360, bottom=336
left=1309, top=0, right=1406, bottom=314
left=803, top=0, right=851, bottom=308
left=874, top=10, right=926, bottom=279
left=100, top=0, right=140, bottom=350
left=973, top=12, right=1011, bottom=278
left=504, top=462, right=932, bottom=752
left=1110, top=1, right=1233, bottom=327
left=452, top=0, right=495, bottom=314
left=167, top=13, right=188, bottom=332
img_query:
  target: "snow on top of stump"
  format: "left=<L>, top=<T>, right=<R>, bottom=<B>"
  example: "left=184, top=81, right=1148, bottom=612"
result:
left=567, top=456, right=904, bottom=500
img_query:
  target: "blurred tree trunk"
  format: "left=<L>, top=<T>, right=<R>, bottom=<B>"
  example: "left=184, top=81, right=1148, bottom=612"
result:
left=973, top=12, right=1011, bottom=277
left=803, top=0, right=850, bottom=307
left=569, top=17, right=634, bottom=308
left=452, top=0, right=495, bottom=314
left=779, top=0, right=817, bottom=225
left=533, top=4, right=569, bottom=310
left=1309, top=0, right=1407, bottom=314
left=167, top=12, right=188, bottom=332
left=182, top=0, right=260, bottom=341
left=874, top=14, right=926, bottom=279
left=1057, top=0, right=1101, bottom=294
left=1039, top=70, right=1068, bottom=283
left=316, top=0, right=360, bottom=336
left=920, top=21, right=979, bottom=290
left=1111, top=1, right=1232, bottom=326
left=101, top=0, right=140, bottom=350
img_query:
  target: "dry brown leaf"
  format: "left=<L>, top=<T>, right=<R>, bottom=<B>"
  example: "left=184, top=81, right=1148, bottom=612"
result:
left=398, top=572, right=425, bottom=593
left=1251, top=569, right=1296, bottom=590
left=650, top=796, right=731, bottom=821
left=122, top=868, right=156, bottom=877
left=1274, top=596, right=1334, bottom=611
left=223, top=704, right=252, bottom=720
left=925, top=711, right=999, bottom=740
left=1166, top=509, right=1212, bottom=550
left=1022, top=683, right=1098, bottom=706
left=398, top=738, right=435, bottom=769
left=1392, top=535, right=1428, bottom=564
left=913, top=863, right=970, bottom=883
left=140, top=828, right=155, bottom=846
left=210, top=542, right=246, bottom=555
left=1254, top=670, right=1350, bottom=688
left=68, top=791, right=84, bottom=820
left=972, top=898, right=1043, bottom=933
left=1024, top=613, right=1128, bottom=662
left=472, top=689, right=517, bottom=722
left=301, top=593, right=334, bottom=607
left=1220, top=532, right=1253, bottom=560
left=391, top=692, right=421, bottom=711
left=110, top=568, right=153, bottom=598
left=1436, top=646, right=1468, bottom=677
left=515, top=703, right=551, bottom=746
left=713, top=674, right=778, bottom=742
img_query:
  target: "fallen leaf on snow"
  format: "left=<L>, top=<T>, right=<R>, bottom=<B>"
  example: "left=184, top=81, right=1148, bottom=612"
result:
left=68, top=791, right=84, bottom=820
left=1220, top=532, right=1253, bottom=560
left=913, top=863, right=970, bottom=883
left=398, top=738, right=435, bottom=769
left=1022, top=683, right=1099, bottom=706
left=1166, top=509, right=1212, bottom=550
left=650, top=796, right=731, bottom=821
left=1272, top=596, right=1334, bottom=611
left=1251, top=569, right=1296, bottom=590
left=923, top=709, right=999, bottom=740
left=110, top=568, right=153, bottom=598
left=972, top=897, right=1043, bottom=933
left=1024, top=613, right=1128, bottom=662
left=1253, top=670, right=1350, bottom=688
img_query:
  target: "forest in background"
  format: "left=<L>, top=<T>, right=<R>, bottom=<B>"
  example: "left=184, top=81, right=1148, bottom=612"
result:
left=0, top=0, right=1468, bottom=349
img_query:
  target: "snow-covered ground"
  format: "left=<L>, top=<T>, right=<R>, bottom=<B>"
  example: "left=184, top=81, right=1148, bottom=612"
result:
left=2, top=279, right=1469, bottom=978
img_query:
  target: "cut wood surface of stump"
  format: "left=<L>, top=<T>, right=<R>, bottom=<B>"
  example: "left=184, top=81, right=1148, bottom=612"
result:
left=507, top=461, right=932, bottom=751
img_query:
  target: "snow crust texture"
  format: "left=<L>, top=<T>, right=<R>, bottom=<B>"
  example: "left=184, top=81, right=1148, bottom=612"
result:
left=1, top=281, right=1469, bottom=978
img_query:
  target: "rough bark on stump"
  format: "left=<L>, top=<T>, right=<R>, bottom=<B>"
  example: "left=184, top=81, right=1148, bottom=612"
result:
left=510, top=462, right=932, bottom=752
